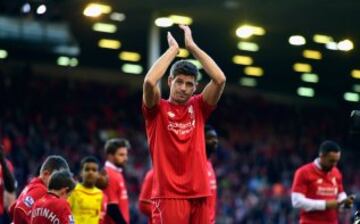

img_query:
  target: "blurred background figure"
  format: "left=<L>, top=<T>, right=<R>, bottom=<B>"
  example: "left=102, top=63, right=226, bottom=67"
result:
left=30, top=170, right=75, bottom=224
left=68, top=156, right=107, bottom=224
left=11, top=155, right=70, bottom=224
left=0, top=145, right=16, bottom=224
left=103, top=138, right=130, bottom=224
left=291, top=140, right=354, bottom=224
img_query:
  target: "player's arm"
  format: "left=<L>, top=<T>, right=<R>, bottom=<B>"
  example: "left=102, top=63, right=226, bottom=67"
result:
left=143, top=32, right=179, bottom=108
left=0, top=145, right=16, bottom=193
left=139, top=199, right=152, bottom=217
left=106, top=203, right=127, bottom=224
left=291, top=168, right=339, bottom=211
left=179, top=25, right=226, bottom=106
left=12, top=207, right=30, bottom=224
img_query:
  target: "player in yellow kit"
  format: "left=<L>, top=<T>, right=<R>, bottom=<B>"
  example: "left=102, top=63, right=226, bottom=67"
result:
left=68, top=156, right=107, bottom=224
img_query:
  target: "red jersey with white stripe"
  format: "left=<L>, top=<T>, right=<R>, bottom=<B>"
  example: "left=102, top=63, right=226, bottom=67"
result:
left=103, top=162, right=129, bottom=224
left=143, top=94, right=214, bottom=199
left=207, top=161, right=217, bottom=224
left=30, top=192, right=74, bottom=224
left=292, top=162, right=344, bottom=224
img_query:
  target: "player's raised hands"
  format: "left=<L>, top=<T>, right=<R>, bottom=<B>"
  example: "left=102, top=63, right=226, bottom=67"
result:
left=167, top=32, right=179, bottom=50
left=179, top=25, right=196, bottom=50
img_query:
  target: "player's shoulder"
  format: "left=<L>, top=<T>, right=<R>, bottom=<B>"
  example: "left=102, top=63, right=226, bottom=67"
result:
left=296, top=162, right=314, bottom=173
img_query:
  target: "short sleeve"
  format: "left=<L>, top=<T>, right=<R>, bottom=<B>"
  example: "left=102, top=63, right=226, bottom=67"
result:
left=291, top=168, right=308, bottom=194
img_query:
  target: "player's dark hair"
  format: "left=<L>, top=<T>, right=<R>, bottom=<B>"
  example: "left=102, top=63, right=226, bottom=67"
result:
left=80, top=156, right=99, bottom=170
left=170, top=60, right=198, bottom=79
left=40, top=155, right=70, bottom=174
left=319, top=140, right=342, bottom=154
left=48, top=170, right=75, bottom=192
left=105, top=138, right=131, bottom=155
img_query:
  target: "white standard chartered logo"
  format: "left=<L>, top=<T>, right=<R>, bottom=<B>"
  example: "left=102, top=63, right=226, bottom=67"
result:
left=167, top=120, right=195, bottom=135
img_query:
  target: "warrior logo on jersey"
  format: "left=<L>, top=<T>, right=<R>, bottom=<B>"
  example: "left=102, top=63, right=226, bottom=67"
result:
left=24, top=196, right=34, bottom=208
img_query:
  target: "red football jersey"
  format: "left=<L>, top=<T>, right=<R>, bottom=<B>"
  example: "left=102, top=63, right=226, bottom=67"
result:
left=139, top=169, right=154, bottom=218
left=30, top=192, right=74, bottom=224
left=103, top=162, right=129, bottom=224
left=12, top=177, right=47, bottom=224
left=0, top=159, right=14, bottom=215
left=292, top=162, right=344, bottom=224
left=142, top=94, right=214, bottom=199
left=207, top=161, right=217, bottom=224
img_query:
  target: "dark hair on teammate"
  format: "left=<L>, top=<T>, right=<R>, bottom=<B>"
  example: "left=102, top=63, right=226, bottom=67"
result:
left=319, top=140, right=342, bottom=154
left=48, top=170, right=76, bottom=192
left=80, top=156, right=99, bottom=170
left=170, top=60, right=198, bottom=79
left=40, top=155, right=70, bottom=174
left=105, top=138, right=131, bottom=155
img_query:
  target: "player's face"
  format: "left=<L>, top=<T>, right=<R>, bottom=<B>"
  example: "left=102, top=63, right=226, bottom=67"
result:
left=113, top=147, right=128, bottom=167
left=168, top=74, right=196, bottom=104
left=320, top=151, right=341, bottom=171
left=206, top=131, right=218, bottom=154
left=81, top=162, right=99, bottom=186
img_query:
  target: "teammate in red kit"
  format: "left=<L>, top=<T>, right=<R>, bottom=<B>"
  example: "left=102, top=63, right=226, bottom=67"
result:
left=0, top=145, right=16, bottom=224
left=142, top=25, right=226, bottom=224
left=102, top=138, right=130, bottom=224
left=205, top=125, right=219, bottom=224
left=30, top=170, right=75, bottom=224
left=11, top=155, right=70, bottom=224
left=138, top=169, right=153, bottom=223
left=291, top=140, right=354, bottom=224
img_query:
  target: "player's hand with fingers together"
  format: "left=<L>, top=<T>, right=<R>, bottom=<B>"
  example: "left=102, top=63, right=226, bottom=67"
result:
left=179, top=24, right=197, bottom=51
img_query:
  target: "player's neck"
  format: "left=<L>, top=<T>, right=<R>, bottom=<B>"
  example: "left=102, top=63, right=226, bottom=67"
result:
left=82, top=182, right=95, bottom=189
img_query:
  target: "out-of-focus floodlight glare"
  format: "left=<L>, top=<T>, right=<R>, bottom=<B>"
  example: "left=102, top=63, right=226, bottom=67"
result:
left=84, top=3, right=112, bottom=17
left=240, top=77, right=257, bottom=87
left=0, top=49, right=8, bottom=59
left=169, top=15, right=193, bottom=25
left=297, top=87, right=315, bottom=97
left=98, top=39, right=121, bottom=49
left=344, top=92, right=359, bottom=102
left=119, top=51, right=141, bottom=62
left=93, top=23, right=117, bottom=33
left=237, top=41, right=259, bottom=52
left=57, top=56, right=70, bottom=66
left=313, top=34, right=333, bottom=44
left=289, top=35, right=306, bottom=46
left=303, top=50, right=322, bottom=60
left=21, top=3, right=31, bottom=13
left=244, top=66, right=264, bottom=77
left=187, top=59, right=203, bottom=69
left=57, top=57, right=78, bottom=67
left=353, top=84, right=360, bottom=93
left=177, top=48, right=189, bottom=58
left=351, top=70, right=360, bottom=79
left=154, top=17, right=174, bottom=27
left=293, top=63, right=312, bottom=73
left=36, top=4, right=46, bottom=14
left=110, top=12, right=126, bottom=22
left=301, top=73, right=319, bottom=83
left=337, top=39, right=354, bottom=51
left=326, top=42, right=338, bottom=50
left=235, top=25, right=265, bottom=39
left=122, top=64, right=143, bottom=74
left=232, top=55, right=253, bottom=65
left=69, top=58, right=79, bottom=67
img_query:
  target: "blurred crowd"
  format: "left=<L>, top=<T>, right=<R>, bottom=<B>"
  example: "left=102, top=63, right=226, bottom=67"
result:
left=1, top=71, right=360, bottom=223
